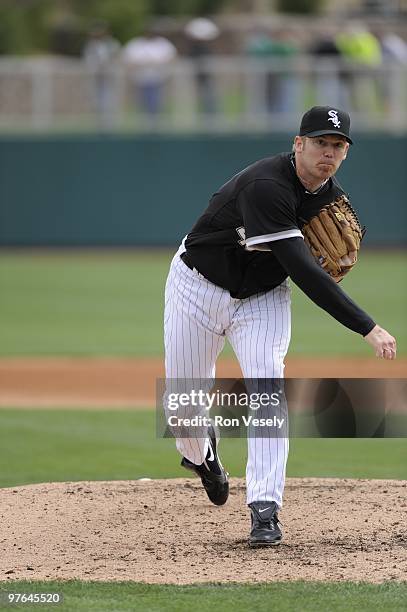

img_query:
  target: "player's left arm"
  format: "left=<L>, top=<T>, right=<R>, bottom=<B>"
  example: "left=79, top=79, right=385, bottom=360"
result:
left=363, top=325, right=397, bottom=360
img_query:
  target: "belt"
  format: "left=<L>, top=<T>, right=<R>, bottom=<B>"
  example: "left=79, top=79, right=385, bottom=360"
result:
left=180, top=251, right=194, bottom=271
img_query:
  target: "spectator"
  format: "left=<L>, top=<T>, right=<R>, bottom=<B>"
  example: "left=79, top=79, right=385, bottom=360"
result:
left=380, top=32, right=407, bottom=64
left=335, top=22, right=382, bottom=113
left=377, top=31, right=407, bottom=113
left=245, top=28, right=299, bottom=115
left=83, top=22, right=120, bottom=127
left=122, top=31, right=177, bottom=117
left=309, top=29, right=343, bottom=108
left=184, top=17, right=220, bottom=115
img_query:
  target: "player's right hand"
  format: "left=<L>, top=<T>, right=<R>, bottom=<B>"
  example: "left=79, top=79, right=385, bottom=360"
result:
left=363, top=324, right=397, bottom=360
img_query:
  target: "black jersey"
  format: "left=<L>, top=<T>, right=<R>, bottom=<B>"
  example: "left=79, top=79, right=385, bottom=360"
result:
left=184, top=152, right=345, bottom=299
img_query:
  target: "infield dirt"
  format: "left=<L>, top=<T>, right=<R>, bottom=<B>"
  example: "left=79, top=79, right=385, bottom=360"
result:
left=0, top=478, right=405, bottom=583
left=0, top=356, right=406, bottom=408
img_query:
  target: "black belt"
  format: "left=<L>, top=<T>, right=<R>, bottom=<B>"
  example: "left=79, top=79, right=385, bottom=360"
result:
left=180, top=251, right=194, bottom=271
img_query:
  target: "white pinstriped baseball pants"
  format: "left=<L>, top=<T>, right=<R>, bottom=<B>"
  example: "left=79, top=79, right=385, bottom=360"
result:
left=164, top=244, right=291, bottom=507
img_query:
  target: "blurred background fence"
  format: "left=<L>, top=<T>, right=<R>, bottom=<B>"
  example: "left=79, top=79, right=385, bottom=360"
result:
left=0, top=56, right=406, bottom=132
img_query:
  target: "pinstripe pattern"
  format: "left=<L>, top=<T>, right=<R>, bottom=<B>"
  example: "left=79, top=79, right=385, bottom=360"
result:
left=164, top=246, right=291, bottom=507
left=227, top=285, right=290, bottom=506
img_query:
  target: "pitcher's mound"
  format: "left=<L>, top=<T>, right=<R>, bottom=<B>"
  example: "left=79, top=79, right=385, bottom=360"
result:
left=1, top=478, right=405, bottom=584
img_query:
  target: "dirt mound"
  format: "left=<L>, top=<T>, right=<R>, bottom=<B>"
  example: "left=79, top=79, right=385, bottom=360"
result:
left=0, top=478, right=405, bottom=584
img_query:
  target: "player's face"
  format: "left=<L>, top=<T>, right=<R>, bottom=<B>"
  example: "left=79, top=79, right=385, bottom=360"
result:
left=295, top=135, right=349, bottom=183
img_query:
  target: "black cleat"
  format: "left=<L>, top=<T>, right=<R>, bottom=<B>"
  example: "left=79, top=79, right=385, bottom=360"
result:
left=181, top=424, right=229, bottom=506
left=248, top=501, right=282, bottom=547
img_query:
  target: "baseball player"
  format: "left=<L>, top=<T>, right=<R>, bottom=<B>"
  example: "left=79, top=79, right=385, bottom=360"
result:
left=163, top=106, right=396, bottom=547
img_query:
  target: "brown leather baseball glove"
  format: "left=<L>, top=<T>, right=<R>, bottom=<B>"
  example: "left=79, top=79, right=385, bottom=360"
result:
left=302, top=195, right=365, bottom=282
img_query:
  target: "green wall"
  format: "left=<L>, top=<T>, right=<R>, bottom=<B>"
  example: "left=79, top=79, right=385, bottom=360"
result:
left=0, top=134, right=405, bottom=246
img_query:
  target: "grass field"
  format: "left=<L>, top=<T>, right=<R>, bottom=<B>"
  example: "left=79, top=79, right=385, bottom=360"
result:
left=0, top=250, right=405, bottom=356
left=0, top=581, right=406, bottom=612
left=0, top=409, right=405, bottom=489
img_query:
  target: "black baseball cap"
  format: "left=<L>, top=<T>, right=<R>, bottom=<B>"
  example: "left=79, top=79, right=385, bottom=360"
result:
left=299, top=106, right=353, bottom=144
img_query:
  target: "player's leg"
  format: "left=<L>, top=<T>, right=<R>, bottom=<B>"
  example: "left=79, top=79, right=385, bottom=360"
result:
left=164, top=251, right=227, bottom=465
left=228, top=280, right=291, bottom=379
left=227, top=280, right=291, bottom=508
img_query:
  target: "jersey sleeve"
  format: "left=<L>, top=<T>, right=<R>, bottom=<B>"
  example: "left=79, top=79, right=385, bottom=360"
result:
left=237, top=179, right=303, bottom=251
left=271, top=237, right=376, bottom=336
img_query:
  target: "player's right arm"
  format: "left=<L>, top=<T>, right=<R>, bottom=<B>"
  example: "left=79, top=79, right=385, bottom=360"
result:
left=270, top=237, right=397, bottom=360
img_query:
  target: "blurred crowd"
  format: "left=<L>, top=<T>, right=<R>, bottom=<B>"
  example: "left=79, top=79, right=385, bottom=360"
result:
left=81, top=17, right=407, bottom=122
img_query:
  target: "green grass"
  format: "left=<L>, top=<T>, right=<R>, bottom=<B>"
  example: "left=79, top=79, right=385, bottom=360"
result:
left=0, top=250, right=405, bottom=357
left=0, top=250, right=170, bottom=356
left=0, top=581, right=406, bottom=611
left=0, top=409, right=405, bottom=488
left=290, top=250, right=407, bottom=356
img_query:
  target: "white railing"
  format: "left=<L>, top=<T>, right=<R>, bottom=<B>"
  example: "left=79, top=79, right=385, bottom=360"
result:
left=0, top=55, right=405, bottom=132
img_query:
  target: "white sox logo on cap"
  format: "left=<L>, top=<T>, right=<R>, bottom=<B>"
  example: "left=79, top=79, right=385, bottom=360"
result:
left=327, top=110, right=341, bottom=128
left=299, top=106, right=353, bottom=144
